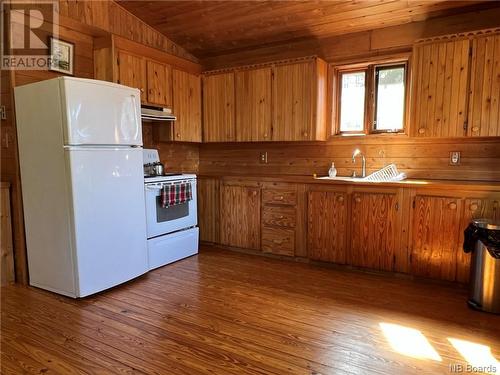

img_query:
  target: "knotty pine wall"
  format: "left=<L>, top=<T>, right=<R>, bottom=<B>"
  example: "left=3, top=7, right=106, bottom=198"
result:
left=1, top=1, right=199, bottom=283
left=199, top=138, right=500, bottom=181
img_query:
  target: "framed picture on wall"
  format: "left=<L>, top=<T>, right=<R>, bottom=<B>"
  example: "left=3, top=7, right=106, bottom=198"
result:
left=49, top=37, right=74, bottom=75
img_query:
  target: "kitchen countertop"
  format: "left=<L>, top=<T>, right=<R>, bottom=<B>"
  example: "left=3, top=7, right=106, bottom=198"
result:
left=199, top=174, right=500, bottom=192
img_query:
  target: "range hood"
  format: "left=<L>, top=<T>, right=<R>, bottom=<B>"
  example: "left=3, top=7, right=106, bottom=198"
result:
left=141, top=105, right=176, bottom=121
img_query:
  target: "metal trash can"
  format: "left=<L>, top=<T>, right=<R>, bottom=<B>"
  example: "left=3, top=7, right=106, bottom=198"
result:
left=463, top=219, right=500, bottom=314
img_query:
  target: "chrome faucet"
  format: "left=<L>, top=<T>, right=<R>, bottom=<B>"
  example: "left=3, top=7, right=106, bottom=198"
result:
left=352, top=149, right=366, bottom=178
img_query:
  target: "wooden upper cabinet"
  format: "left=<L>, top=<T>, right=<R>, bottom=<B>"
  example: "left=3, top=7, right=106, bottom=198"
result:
left=350, top=190, right=401, bottom=272
left=202, top=73, right=235, bottom=142
left=273, top=59, right=327, bottom=141
left=146, top=60, right=172, bottom=107
left=307, top=190, right=348, bottom=263
left=410, top=195, right=462, bottom=281
left=411, top=39, right=470, bottom=137
left=173, top=69, right=202, bottom=142
left=117, top=50, right=147, bottom=102
left=219, top=182, right=261, bottom=249
left=468, top=33, right=500, bottom=137
left=235, top=67, right=272, bottom=141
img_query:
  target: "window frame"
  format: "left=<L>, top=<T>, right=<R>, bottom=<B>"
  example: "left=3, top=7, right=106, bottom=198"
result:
left=331, top=55, right=410, bottom=137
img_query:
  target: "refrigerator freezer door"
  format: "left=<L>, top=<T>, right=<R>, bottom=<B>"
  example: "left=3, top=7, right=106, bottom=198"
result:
left=61, top=78, right=142, bottom=146
left=66, top=147, right=148, bottom=297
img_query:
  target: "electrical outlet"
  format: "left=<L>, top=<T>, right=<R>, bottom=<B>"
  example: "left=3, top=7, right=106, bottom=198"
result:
left=259, top=151, right=268, bottom=164
left=450, top=151, right=461, bottom=166
left=0, top=105, right=6, bottom=120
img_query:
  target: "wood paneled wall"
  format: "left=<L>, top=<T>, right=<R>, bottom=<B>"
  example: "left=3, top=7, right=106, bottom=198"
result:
left=58, top=0, right=197, bottom=63
left=199, top=138, right=500, bottom=182
left=142, top=123, right=199, bottom=173
left=202, top=7, right=500, bottom=70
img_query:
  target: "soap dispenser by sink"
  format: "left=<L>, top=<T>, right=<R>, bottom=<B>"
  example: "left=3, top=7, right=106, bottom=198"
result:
left=328, top=162, right=337, bottom=178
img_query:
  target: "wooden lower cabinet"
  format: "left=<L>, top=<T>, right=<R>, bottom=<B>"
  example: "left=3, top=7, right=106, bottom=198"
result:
left=197, top=177, right=220, bottom=243
left=261, top=183, right=300, bottom=256
left=410, top=195, right=462, bottom=281
left=307, top=190, right=348, bottom=263
left=219, top=182, right=261, bottom=249
left=262, top=227, right=295, bottom=256
left=350, top=190, right=401, bottom=272
left=204, top=177, right=499, bottom=283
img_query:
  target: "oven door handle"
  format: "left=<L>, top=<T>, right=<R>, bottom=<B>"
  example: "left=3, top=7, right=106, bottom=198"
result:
left=145, top=185, right=163, bottom=190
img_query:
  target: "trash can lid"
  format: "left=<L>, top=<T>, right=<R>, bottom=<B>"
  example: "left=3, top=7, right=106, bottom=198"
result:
left=472, top=218, right=500, bottom=230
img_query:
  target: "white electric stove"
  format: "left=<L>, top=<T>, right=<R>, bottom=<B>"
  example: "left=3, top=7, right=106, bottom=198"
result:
left=143, top=149, right=199, bottom=270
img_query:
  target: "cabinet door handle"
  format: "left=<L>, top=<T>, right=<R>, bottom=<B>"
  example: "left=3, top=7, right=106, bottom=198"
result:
left=263, top=133, right=268, bottom=139
left=448, top=202, right=457, bottom=210
left=469, top=203, right=479, bottom=211
left=354, top=196, right=361, bottom=203
left=418, top=127, right=426, bottom=134
left=176, top=133, right=180, bottom=138
left=471, top=126, right=480, bottom=132
left=337, top=195, right=344, bottom=203
left=303, top=131, right=308, bottom=138
left=140, top=88, right=145, bottom=93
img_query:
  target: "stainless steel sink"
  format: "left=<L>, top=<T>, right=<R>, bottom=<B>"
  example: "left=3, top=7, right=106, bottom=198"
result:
left=317, top=164, right=407, bottom=183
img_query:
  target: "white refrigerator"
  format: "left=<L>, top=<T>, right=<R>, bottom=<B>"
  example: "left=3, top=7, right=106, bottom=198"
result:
left=14, top=77, right=148, bottom=298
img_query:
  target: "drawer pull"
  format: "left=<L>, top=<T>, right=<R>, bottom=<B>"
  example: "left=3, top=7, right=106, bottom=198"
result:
left=277, top=215, right=285, bottom=219
left=448, top=202, right=457, bottom=210
left=272, top=239, right=284, bottom=245
left=469, top=203, right=479, bottom=211
left=274, top=195, right=284, bottom=201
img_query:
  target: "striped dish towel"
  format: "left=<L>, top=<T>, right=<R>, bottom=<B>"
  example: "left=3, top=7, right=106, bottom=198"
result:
left=160, top=182, right=193, bottom=208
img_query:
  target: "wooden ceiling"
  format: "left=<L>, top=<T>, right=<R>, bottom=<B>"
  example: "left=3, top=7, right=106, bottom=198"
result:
left=119, top=1, right=493, bottom=59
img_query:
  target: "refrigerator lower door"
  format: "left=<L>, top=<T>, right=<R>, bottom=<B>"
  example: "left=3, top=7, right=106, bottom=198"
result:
left=66, top=147, right=148, bottom=297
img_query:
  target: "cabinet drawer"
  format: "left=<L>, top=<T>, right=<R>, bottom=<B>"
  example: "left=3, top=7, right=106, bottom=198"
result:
left=262, top=189, right=297, bottom=206
left=262, top=206, right=296, bottom=228
left=262, top=227, right=295, bottom=256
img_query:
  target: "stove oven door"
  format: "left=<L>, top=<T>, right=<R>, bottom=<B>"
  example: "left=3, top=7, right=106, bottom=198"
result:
left=144, top=179, right=197, bottom=238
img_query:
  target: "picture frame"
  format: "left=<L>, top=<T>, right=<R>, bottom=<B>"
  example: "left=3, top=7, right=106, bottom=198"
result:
left=49, top=37, right=74, bottom=75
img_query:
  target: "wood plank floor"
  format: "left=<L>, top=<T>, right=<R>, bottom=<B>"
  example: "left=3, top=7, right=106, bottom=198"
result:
left=1, top=246, right=499, bottom=374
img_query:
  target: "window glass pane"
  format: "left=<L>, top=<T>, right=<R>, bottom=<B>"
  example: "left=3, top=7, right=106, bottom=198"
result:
left=340, top=71, right=365, bottom=132
left=375, top=65, right=405, bottom=131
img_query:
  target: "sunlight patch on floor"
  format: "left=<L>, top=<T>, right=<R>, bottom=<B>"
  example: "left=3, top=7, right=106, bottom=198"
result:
left=379, top=323, right=442, bottom=361
left=448, top=338, right=499, bottom=374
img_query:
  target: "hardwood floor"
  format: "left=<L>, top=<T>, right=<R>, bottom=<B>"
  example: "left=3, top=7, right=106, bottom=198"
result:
left=1, top=246, right=499, bottom=374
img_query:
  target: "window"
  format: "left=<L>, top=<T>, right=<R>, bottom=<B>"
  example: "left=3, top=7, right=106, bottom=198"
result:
left=339, top=71, right=366, bottom=133
left=374, top=64, right=406, bottom=131
left=335, top=59, right=408, bottom=135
